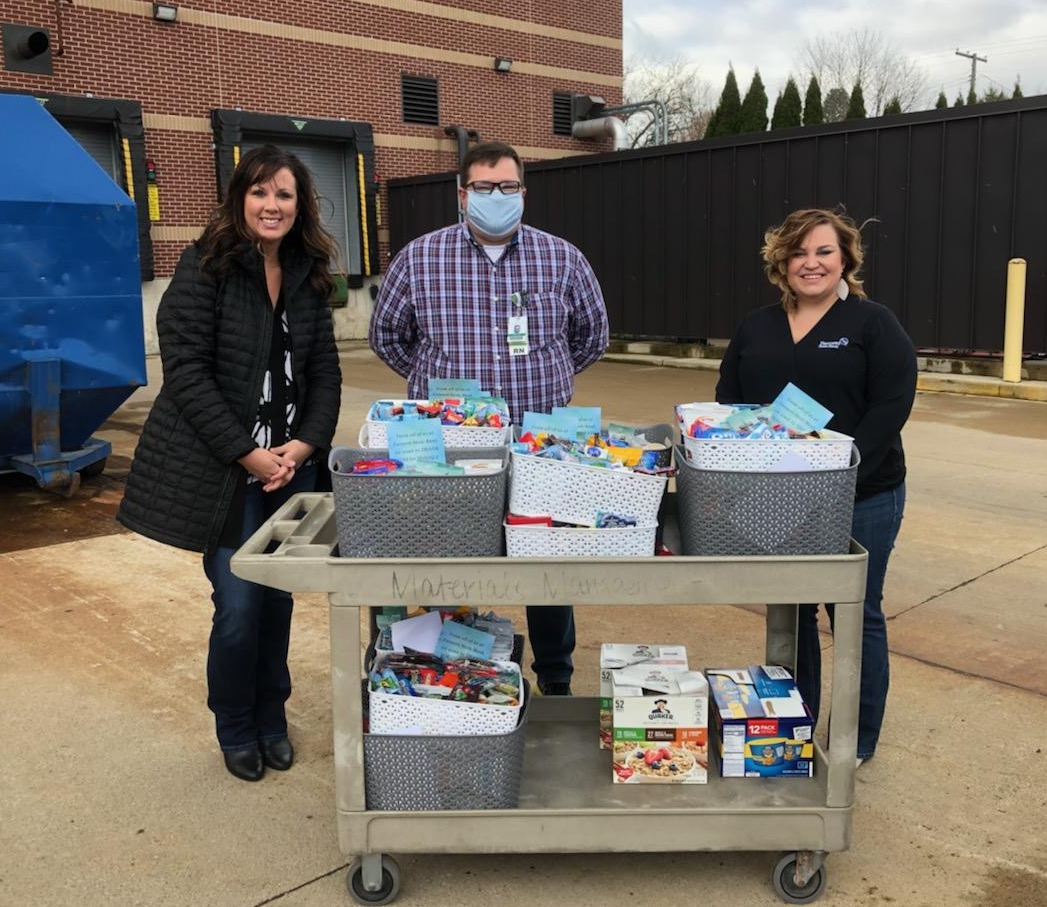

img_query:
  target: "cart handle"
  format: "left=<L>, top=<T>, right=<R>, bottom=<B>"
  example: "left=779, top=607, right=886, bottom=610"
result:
left=236, top=492, right=337, bottom=558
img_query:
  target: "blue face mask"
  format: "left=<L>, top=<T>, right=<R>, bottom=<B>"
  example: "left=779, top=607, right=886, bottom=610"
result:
left=465, top=190, right=524, bottom=240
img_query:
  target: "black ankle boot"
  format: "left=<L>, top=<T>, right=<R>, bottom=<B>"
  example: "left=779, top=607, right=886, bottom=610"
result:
left=260, top=737, right=294, bottom=771
left=223, top=746, right=264, bottom=782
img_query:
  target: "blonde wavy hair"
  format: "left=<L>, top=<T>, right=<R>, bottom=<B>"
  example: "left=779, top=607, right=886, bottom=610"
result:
left=762, top=208, right=871, bottom=311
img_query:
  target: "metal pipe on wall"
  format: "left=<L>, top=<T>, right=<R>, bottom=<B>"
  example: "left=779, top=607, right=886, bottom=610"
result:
left=571, top=116, right=630, bottom=151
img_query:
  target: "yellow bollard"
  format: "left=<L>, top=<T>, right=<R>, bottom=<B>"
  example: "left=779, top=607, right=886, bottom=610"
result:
left=1003, top=258, right=1027, bottom=383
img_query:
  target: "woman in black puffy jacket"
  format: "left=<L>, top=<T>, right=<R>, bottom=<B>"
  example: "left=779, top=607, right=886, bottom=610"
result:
left=118, top=145, right=342, bottom=782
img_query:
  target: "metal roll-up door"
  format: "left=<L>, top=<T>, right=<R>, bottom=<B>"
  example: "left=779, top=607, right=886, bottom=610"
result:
left=241, top=136, right=360, bottom=274
left=61, top=120, right=122, bottom=187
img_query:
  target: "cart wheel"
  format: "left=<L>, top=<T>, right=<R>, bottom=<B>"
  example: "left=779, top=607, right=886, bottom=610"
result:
left=346, top=855, right=401, bottom=905
left=772, top=853, right=827, bottom=904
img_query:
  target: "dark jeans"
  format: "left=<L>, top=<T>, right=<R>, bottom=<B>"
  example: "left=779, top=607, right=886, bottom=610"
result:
left=526, top=606, right=575, bottom=684
left=795, top=482, right=906, bottom=760
left=203, top=465, right=317, bottom=751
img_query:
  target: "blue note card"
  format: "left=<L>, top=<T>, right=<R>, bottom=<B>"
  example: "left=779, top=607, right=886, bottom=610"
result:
left=434, top=620, right=496, bottom=661
left=386, top=418, right=446, bottom=466
left=772, top=383, right=833, bottom=432
left=553, top=406, right=601, bottom=437
left=427, top=377, right=482, bottom=399
left=522, top=410, right=581, bottom=438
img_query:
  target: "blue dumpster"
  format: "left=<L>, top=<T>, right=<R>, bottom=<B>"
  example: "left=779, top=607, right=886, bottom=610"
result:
left=0, top=94, right=146, bottom=494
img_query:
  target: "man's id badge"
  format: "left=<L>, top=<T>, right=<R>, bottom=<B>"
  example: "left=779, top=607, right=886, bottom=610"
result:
left=507, top=314, right=530, bottom=356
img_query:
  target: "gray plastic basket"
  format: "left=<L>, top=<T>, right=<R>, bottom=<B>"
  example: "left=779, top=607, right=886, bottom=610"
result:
left=329, top=445, right=508, bottom=558
left=362, top=680, right=530, bottom=811
left=673, top=444, right=859, bottom=556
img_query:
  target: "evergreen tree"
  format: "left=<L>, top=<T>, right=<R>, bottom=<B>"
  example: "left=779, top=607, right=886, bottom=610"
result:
left=703, top=108, right=719, bottom=139
left=803, top=76, right=824, bottom=125
left=707, top=68, right=743, bottom=137
left=982, top=87, right=1006, bottom=102
left=845, top=83, right=866, bottom=119
left=772, top=77, right=803, bottom=129
left=954, top=93, right=965, bottom=107
left=770, top=92, right=784, bottom=130
left=935, top=91, right=948, bottom=109
left=739, top=70, right=769, bottom=133
left=967, top=86, right=978, bottom=105
left=1013, top=81, right=1023, bottom=99
left=823, top=87, right=849, bottom=122
left=882, top=96, right=902, bottom=115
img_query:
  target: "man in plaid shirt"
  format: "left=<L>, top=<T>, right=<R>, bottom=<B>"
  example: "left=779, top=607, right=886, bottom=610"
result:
left=369, top=141, right=609, bottom=695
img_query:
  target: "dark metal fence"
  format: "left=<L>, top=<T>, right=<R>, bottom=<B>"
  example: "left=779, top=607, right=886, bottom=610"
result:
left=388, top=95, right=1047, bottom=355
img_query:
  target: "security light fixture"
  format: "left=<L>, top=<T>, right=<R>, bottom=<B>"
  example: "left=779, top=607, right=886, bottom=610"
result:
left=494, top=57, right=512, bottom=73
left=152, top=3, right=178, bottom=22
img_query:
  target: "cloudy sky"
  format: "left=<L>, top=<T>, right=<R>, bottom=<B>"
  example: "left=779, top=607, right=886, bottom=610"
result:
left=622, top=0, right=1047, bottom=108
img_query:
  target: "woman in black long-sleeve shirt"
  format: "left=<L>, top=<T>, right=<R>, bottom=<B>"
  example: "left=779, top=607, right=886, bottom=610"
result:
left=716, top=208, right=917, bottom=766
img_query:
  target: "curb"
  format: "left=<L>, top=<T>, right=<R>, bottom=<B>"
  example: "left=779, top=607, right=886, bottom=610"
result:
left=601, top=353, right=1047, bottom=402
left=916, top=373, right=1047, bottom=402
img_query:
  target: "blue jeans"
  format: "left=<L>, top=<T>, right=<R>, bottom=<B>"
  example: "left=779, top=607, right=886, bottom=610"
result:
left=526, top=606, right=575, bottom=684
left=795, top=482, right=906, bottom=760
left=203, top=465, right=317, bottom=751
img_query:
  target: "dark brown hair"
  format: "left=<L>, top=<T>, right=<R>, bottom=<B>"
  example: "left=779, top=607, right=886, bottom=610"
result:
left=762, top=208, right=870, bottom=310
left=197, top=144, right=338, bottom=298
left=459, top=141, right=523, bottom=187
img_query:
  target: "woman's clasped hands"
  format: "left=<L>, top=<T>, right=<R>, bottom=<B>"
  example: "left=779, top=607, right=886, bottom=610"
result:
left=238, top=440, right=315, bottom=492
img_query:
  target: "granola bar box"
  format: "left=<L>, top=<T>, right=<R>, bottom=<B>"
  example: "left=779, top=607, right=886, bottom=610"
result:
left=599, top=643, right=689, bottom=749
left=707, top=666, right=815, bottom=778
left=610, top=667, right=708, bottom=784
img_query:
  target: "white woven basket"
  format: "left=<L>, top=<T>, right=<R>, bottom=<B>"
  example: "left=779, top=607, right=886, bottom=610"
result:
left=505, top=522, right=657, bottom=557
left=369, top=660, right=524, bottom=736
left=508, top=451, right=667, bottom=526
left=681, top=430, right=854, bottom=472
left=360, top=403, right=511, bottom=449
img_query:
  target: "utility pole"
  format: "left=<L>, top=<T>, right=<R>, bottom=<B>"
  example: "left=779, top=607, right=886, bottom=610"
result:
left=955, top=48, right=987, bottom=97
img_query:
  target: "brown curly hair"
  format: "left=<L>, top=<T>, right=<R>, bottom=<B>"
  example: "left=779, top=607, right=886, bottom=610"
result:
left=762, top=208, right=871, bottom=311
left=197, top=144, right=338, bottom=298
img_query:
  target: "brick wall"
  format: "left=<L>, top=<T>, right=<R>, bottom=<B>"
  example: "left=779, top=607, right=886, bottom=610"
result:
left=2, top=0, right=622, bottom=279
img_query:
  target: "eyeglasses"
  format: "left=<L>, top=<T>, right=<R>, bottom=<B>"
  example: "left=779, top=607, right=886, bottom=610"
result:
left=465, top=180, right=523, bottom=195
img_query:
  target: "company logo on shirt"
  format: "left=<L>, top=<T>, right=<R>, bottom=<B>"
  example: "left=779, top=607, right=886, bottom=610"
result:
left=818, top=337, right=850, bottom=349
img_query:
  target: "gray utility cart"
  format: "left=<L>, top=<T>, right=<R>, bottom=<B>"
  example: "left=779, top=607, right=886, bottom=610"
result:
left=231, top=493, right=868, bottom=906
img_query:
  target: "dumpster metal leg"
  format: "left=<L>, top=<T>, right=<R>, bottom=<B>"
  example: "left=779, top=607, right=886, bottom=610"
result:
left=9, top=354, right=111, bottom=494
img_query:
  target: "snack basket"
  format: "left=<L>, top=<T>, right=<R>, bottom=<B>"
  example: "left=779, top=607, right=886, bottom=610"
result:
left=504, top=522, right=658, bottom=557
left=674, top=443, right=859, bottom=556
left=368, top=659, right=524, bottom=737
left=360, top=399, right=511, bottom=449
left=680, top=430, right=854, bottom=472
left=363, top=679, right=530, bottom=811
left=508, top=423, right=672, bottom=526
left=328, top=445, right=508, bottom=557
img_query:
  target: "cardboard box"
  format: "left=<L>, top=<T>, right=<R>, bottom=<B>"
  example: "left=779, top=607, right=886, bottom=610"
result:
left=707, top=666, right=815, bottom=778
left=599, top=644, right=689, bottom=749
left=610, top=667, right=709, bottom=783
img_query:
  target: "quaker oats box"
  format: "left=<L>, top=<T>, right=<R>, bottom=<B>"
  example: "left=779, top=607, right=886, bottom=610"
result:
left=610, top=668, right=709, bottom=784
left=599, top=644, right=689, bottom=749
left=707, top=665, right=815, bottom=779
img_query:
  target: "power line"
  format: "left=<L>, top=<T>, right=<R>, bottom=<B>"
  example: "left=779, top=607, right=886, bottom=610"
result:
left=910, top=35, right=1047, bottom=63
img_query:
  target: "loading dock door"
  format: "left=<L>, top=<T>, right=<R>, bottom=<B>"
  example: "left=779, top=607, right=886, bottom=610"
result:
left=62, top=120, right=123, bottom=187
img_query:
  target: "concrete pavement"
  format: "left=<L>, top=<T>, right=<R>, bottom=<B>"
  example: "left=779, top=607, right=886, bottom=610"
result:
left=2, top=347, right=1046, bottom=907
